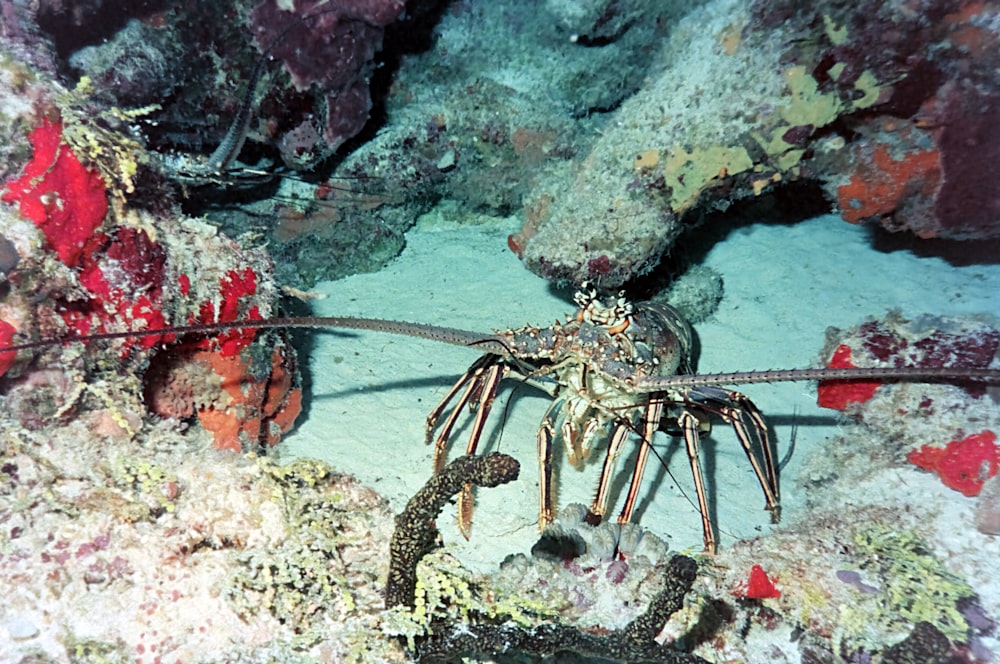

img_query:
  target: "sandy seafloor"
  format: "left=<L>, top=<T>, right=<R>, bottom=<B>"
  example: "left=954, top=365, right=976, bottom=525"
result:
left=287, top=210, right=1000, bottom=567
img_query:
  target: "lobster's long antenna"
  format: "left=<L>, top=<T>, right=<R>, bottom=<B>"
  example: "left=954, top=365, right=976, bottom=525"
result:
left=639, top=366, right=1000, bottom=388
left=0, top=316, right=509, bottom=357
left=4, top=317, right=999, bottom=386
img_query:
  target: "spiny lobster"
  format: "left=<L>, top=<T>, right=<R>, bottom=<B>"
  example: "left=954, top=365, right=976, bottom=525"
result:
left=2, top=287, right=997, bottom=553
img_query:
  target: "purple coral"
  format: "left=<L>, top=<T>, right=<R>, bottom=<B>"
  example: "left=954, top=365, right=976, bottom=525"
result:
left=249, top=0, right=406, bottom=163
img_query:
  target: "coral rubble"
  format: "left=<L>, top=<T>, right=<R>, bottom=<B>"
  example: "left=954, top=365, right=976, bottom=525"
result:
left=0, top=416, right=402, bottom=661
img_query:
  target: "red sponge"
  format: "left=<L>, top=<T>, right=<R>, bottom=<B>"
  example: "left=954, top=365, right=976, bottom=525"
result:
left=733, top=564, right=781, bottom=599
left=0, top=320, right=16, bottom=377
left=1, top=120, right=108, bottom=267
left=907, top=430, right=999, bottom=497
left=817, top=344, right=881, bottom=410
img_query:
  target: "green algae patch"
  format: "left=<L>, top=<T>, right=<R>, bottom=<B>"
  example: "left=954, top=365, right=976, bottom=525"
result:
left=853, top=525, right=974, bottom=642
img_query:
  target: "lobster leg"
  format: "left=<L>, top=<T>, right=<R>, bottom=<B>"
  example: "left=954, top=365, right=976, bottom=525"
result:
left=677, top=409, right=717, bottom=554
left=715, top=398, right=781, bottom=521
left=682, top=387, right=781, bottom=520
left=461, top=360, right=507, bottom=456
left=426, top=354, right=502, bottom=471
left=537, top=400, right=562, bottom=528
left=425, top=354, right=510, bottom=538
left=453, top=360, right=507, bottom=538
left=616, top=397, right=665, bottom=525
left=586, top=421, right=632, bottom=525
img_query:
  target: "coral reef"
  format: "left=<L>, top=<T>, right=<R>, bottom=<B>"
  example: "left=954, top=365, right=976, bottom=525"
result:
left=0, top=414, right=403, bottom=661
left=145, top=339, right=302, bottom=452
left=1, top=399, right=706, bottom=661
left=852, top=524, right=975, bottom=642
left=653, top=503, right=986, bottom=660
left=514, top=0, right=1000, bottom=286
left=881, top=621, right=951, bottom=664
left=733, top=564, right=782, bottom=600
left=25, top=0, right=409, bottom=173
left=0, top=42, right=298, bottom=452
left=411, top=555, right=705, bottom=663
left=2, top=2, right=999, bottom=662
left=0, top=0, right=424, bottom=293
left=6, top=0, right=997, bottom=291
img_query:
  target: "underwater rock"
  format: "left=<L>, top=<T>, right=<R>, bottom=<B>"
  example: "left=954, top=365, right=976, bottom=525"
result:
left=881, top=621, right=951, bottom=664
left=974, top=473, right=1000, bottom=536
left=516, top=0, right=1000, bottom=287
left=817, top=312, right=1000, bottom=413
left=248, top=0, right=407, bottom=168
left=67, top=18, right=185, bottom=107
left=289, top=0, right=684, bottom=283
left=494, top=503, right=672, bottom=631
left=656, top=264, right=724, bottom=325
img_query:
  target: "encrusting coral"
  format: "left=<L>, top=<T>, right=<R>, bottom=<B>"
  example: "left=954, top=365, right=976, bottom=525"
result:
left=410, top=555, right=706, bottom=664
left=515, top=0, right=1000, bottom=287
left=385, top=453, right=522, bottom=610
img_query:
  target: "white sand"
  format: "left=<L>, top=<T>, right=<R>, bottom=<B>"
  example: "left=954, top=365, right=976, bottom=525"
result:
left=282, top=210, right=1000, bottom=572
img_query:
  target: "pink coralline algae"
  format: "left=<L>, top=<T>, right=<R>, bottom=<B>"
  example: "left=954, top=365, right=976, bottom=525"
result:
left=1, top=120, right=108, bottom=267
left=907, top=431, right=1000, bottom=497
